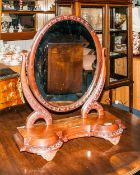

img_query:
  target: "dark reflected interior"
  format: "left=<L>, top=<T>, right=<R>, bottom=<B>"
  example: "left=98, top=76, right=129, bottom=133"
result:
left=34, top=20, right=97, bottom=102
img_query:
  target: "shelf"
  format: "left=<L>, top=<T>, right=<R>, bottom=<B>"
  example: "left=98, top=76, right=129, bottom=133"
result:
left=110, top=29, right=128, bottom=33
left=4, top=0, right=35, bottom=1
left=2, top=10, right=55, bottom=14
left=110, top=74, right=127, bottom=81
left=95, top=30, right=103, bottom=34
left=110, top=52, right=127, bottom=59
left=1, top=31, right=36, bottom=41
left=105, top=79, right=132, bottom=90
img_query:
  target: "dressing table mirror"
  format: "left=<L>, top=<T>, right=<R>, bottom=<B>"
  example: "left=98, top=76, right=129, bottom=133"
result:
left=14, top=15, right=125, bottom=161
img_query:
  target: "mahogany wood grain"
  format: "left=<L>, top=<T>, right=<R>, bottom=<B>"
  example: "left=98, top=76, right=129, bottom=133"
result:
left=1, top=31, right=36, bottom=41
left=2, top=10, right=55, bottom=14
left=56, top=0, right=132, bottom=4
left=0, top=104, right=140, bottom=175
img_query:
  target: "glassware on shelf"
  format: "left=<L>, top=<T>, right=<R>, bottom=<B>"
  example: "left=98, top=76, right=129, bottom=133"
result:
left=110, top=7, right=128, bottom=31
left=0, top=43, right=23, bottom=66
left=81, top=7, right=103, bottom=30
left=114, top=13, right=126, bottom=29
left=59, top=6, right=72, bottom=15
left=17, top=23, right=23, bottom=32
left=1, top=14, right=12, bottom=33
left=19, top=0, right=23, bottom=10
left=34, top=4, right=41, bottom=11
left=110, top=7, right=128, bottom=83
left=9, top=25, right=14, bottom=33
left=114, top=35, right=122, bottom=52
left=1, top=21, right=8, bottom=33
left=113, top=34, right=127, bottom=54
left=22, top=5, right=28, bottom=11
left=115, top=36, right=122, bottom=44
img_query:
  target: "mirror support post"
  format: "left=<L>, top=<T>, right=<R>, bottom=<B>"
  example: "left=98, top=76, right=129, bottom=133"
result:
left=81, top=48, right=106, bottom=118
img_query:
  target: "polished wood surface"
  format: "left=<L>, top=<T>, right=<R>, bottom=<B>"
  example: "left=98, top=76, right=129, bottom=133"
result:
left=0, top=104, right=140, bottom=175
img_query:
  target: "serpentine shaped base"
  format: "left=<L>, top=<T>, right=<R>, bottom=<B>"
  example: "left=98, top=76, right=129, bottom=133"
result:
left=14, top=111, right=125, bottom=161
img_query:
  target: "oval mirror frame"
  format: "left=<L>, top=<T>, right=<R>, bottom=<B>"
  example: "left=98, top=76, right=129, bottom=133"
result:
left=27, top=15, right=103, bottom=113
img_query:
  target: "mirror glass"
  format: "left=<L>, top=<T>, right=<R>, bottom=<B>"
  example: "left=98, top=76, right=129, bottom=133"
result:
left=34, top=20, right=97, bottom=105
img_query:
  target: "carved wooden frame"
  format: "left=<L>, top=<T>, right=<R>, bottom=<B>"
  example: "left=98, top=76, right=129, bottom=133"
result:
left=14, top=15, right=125, bottom=161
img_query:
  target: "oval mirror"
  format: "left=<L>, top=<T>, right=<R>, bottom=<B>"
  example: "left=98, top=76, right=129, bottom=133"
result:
left=27, top=15, right=102, bottom=112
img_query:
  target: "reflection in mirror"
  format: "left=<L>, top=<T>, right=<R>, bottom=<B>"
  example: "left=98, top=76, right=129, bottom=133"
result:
left=34, top=20, right=97, bottom=104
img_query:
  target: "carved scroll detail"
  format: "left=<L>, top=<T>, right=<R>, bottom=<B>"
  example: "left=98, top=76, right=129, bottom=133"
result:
left=26, top=111, right=50, bottom=128
left=21, top=54, right=52, bottom=126
left=27, top=140, right=63, bottom=161
left=81, top=48, right=106, bottom=118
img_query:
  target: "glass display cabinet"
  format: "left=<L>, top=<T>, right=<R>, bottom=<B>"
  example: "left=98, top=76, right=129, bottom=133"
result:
left=57, top=4, right=72, bottom=15
left=81, top=6, right=103, bottom=46
left=0, top=0, right=55, bottom=40
left=109, top=7, right=128, bottom=83
left=56, top=0, right=133, bottom=111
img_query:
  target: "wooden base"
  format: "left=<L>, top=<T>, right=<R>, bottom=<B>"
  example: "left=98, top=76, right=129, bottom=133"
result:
left=14, top=111, right=125, bottom=161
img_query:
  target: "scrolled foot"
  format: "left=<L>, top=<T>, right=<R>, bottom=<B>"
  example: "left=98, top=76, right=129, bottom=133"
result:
left=41, top=151, right=57, bottom=161
left=81, top=101, right=104, bottom=118
left=107, top=136, right=121, bottom=145
left=23, top=139, right=63, bottom=161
